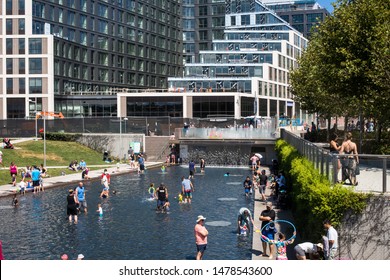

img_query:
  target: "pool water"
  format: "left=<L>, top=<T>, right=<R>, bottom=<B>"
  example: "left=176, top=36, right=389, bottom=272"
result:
left=0, top=166, right=255, bottom=260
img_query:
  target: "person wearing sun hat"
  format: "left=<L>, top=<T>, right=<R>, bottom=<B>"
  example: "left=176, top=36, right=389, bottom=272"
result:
left=194, top=215, right=208, bottom=260
left=77, top=254, right=84, bottom=260
left=294, top=242, right=324, bottom=260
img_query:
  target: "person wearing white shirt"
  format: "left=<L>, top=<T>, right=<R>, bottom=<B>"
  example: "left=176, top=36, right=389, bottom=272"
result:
left=323, top=219, right=338, bottom=260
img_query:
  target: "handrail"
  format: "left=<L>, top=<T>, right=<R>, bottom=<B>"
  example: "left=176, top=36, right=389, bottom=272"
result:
left=280, top=129, right=389, bottom=193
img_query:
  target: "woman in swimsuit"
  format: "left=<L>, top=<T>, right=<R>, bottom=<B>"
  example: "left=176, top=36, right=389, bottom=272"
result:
left=339, top=132, right=359, bottom=185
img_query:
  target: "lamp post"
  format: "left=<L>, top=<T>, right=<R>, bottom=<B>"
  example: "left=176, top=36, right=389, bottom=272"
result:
left=43, top=114, right=46, bottom=167
left=28, top=98, right=38, bottom=141
left=119, top=117, right=128, bottom=162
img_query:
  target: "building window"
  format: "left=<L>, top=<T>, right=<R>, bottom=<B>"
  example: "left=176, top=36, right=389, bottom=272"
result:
left=199, top=18, right=208, bottom=28
left=7, top=98, right=26, bottom=119
left=292, top=14, right=304, bottom=23
left=19, top=59, right=25, bottom=74
left=29, top=58, right=43, bottom=74
left=6, top=59, right=13, bottom=74
left=19, top=78, right=26, bottom=94
left=199, top=6, right=208, bottom=16
left=6, top=79, right=13, bottom=94
left=6, top=19, right=12, bottom=35
left=307, top=13, right=323, bottom=23
left=33, top=2, right=45, bottom=17
left=32, top=20, right=44, bottom=34
left=280, top=15, right=289, bottom=23
left=231, top=16, right=236, bottom=26
left=241, top=15, right=250, bottom=25
left=6, top=0, right=12, bottom=15
left=67, top=11, right=75, bottom=25
left=30, top=78, right=42, bottom=94
left=19, top=38, right=25, bottom=54
left=18, top=19, right=25, bottom=34
left=29, top=38, right=42, bottom=54
left=6, top=39, right=13, bottom=54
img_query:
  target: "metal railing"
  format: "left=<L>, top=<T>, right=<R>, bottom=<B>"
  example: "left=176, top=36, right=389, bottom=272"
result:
left=281, top=129, right=389, bottom=193
left=0, top=116, right=276, bottom=138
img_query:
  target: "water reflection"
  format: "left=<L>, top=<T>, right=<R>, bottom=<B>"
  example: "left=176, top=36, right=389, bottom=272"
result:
left=0, top=166, right=254, bottom=260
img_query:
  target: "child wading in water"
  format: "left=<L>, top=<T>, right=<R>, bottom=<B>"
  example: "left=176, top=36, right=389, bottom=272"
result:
left=97, top=204, right=103, bottom=216
left=261, top=231, right=296, bottom=260
left=148, top=183, right=156, bottom=199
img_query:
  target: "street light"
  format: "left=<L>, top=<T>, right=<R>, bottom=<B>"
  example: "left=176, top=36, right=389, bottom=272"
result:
left=119, top=117, right=128, bottom=162
left=28, top=98, right=38, bottom=141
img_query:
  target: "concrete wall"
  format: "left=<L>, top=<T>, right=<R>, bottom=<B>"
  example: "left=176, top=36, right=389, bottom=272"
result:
left=179, top=141, right=277, bottom=166
left=338, top=195, right=390, bottom=260
left=77, top=134, right=144, bottom=160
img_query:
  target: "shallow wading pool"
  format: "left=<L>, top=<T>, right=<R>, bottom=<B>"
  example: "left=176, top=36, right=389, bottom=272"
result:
left=0, top=166, right=255, bottom=260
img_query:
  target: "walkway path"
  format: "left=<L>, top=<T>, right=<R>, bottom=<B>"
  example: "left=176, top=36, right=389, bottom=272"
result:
left=252, top=169, right=297, bottom=260
left=0, top=161, right=163, bottom=198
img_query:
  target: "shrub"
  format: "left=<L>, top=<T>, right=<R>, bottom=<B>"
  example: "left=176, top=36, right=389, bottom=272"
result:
left=41, top=132, right=82, bottom=142
left=275, top=139, right=368, bottom=241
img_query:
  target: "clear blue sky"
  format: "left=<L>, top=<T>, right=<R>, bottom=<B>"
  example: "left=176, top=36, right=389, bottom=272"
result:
left=317, top=0, right=335, bottom=13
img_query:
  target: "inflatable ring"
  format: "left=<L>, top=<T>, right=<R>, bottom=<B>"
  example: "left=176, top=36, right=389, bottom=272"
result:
left=260, top=219, right=296, bottom=242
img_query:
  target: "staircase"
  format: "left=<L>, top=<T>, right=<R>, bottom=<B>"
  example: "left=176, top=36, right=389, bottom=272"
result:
left=145, top=136, right=171, bottom=161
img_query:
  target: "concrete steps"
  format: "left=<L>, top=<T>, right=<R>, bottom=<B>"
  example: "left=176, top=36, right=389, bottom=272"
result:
left=145, top=136, right=170, bottom=161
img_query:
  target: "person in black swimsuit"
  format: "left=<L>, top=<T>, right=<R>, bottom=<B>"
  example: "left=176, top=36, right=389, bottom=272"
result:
left=67, top=189, right=78, bottom=224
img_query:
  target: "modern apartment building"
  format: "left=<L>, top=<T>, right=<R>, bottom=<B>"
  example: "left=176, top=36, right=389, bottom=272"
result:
left=118, top=0, right=310, bottom=122
left=1, top=0, right=183, bottom=119
left=182, top=0, right=329, bottom=68
left=260, top=0, right=330, bottom=38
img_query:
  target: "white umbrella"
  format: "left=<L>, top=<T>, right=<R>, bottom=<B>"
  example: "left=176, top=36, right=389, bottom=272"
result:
left=255, top=153, right=263, bottom=159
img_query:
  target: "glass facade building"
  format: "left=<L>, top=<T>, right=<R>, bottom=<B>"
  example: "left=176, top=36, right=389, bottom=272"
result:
left=1, top=0, right=183, bottom=118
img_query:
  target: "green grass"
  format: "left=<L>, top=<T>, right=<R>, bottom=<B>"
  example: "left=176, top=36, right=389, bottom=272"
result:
left=0, top=140, right=114, bottom=185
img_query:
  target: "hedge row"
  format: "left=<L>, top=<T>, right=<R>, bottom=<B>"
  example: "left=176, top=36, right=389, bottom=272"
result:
left=275, top=139, right=368, bottom=241
left=41, top=132, right=82, bottom=142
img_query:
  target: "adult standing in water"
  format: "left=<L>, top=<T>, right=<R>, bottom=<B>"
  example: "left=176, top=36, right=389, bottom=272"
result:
left=67, top=189, right=78, bottom=224
left=154, top=183, right=168, bottom=211
left=138, top=154, right=145, bottom=174
left=200, top=158, right=205, bottom=173
left=194, top=215, right=208, bottom=260
left=189, top=159, right=196, bottom=178
left=181, top=176, right=194, bottom=204
left=75, top=182, right=87, bottom=213
left=237, top=207, right=255, bottom=234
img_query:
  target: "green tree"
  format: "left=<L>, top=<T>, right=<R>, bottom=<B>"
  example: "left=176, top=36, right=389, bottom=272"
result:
left=291, top=0, right=390, bottom=142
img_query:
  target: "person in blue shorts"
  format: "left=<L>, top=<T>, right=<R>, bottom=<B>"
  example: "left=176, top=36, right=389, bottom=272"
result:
left=243, top=176, right=253, bottom=197
left=259, top=201, right=276, bottom=259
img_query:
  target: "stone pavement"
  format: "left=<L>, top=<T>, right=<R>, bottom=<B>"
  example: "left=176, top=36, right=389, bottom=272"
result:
left=0, top=161, right=163, bottom=198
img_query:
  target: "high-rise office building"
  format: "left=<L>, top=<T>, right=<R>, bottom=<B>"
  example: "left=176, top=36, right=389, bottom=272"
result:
left=1, top=0, right=183, bottom=119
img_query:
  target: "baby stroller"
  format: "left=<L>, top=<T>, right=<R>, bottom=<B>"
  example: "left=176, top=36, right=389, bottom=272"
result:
left=277, top=186, right=289, bottom=209
left=3, top=138, right=14, bottom=149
